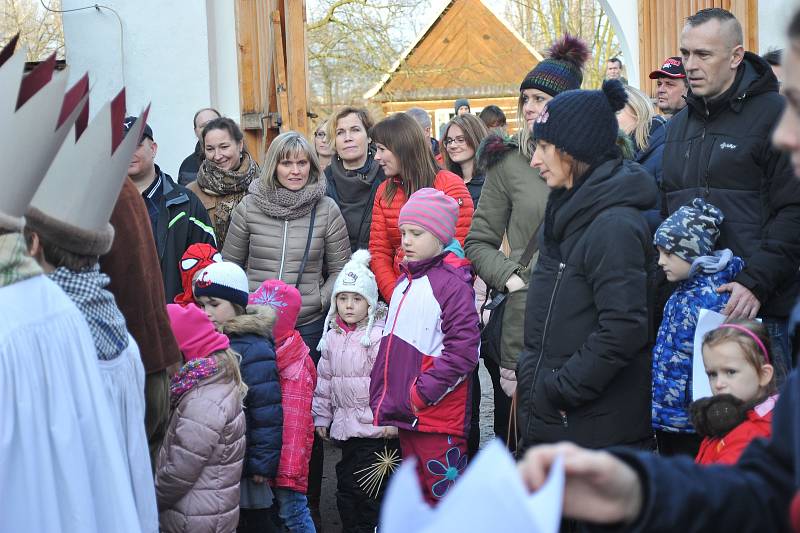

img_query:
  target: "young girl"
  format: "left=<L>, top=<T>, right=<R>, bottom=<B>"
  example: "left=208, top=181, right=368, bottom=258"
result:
left=369, top=188, right=480, bottom=506
left=248, top=280, right=317, bottom=532
left=191, top=261, right=283, bottom=533
left=691, top=320, right=778, bottom=465
left=157, top=303, right=247, bottom=533
left=313, top=250, right=398, bottom=531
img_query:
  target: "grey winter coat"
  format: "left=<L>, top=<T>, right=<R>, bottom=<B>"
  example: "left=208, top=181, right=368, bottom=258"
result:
left=155, top=362, right=246, bottom=533
left=222, top=195, right=351, bottom=327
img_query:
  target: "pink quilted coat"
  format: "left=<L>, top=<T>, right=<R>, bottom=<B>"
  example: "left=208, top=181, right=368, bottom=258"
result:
left=155, top=363, right=246, bottom=533
left=312, top=307, right=395, bottom=440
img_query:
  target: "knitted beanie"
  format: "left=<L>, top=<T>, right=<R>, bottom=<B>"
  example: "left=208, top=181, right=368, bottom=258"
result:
left=519, top=34, right=589, bottom=96
left=533, top=79, right=628, bottom=165
left=318, top=250, right=378, bottom=351
left=192, top=261, right=249, bottom=307
left=167, top=303, right=230, bottom=362
left=248, top=279, right=302, bottom=342
left=398, top=188, right=459, bottom=244
left=454, top=98, right=470, bottom=113
left=654, top=198, right=724, bottom=263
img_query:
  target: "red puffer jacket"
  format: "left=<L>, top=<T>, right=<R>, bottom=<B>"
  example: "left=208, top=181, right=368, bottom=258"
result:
left=369, top=169, right=473, bottom=301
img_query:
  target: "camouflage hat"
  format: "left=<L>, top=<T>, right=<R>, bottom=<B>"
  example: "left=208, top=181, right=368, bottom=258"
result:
left=654, top=198, right=724, bottom=262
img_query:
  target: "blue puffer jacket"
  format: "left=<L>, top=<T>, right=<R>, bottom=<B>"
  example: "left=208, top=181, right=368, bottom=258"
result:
left=222, top=305, right=283, bottom=477
left=651, top=253, right=744, bottom=432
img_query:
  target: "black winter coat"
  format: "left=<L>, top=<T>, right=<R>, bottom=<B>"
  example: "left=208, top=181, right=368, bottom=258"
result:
left=223, top=306, right=283, bottom=478
left=662, top=52, right=800, bottom=318
left=325, top=156, right=386, bottom=252
left=517, top=157, right=656, bottom=450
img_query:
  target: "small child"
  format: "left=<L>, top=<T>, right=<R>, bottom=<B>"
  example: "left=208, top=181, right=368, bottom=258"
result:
left=651, top=198, right=744, bottom=457
left=191, top=262, right=283, bottom=532
left=369, top=188, right=480, bottom=506
left=174, top=242, right=222, bottom=305
left=312, top=249, right=398, bottom=531
left=158, top=303, right=247, bottom=533
left=691, top=320, right=778, bottom=465
left=249, top=280, right=318, bottom=533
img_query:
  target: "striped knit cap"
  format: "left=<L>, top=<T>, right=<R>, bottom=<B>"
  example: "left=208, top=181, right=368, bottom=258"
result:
left=519, top=34, right=589, bottom=96
left=398, top=188, right=459, bottom=245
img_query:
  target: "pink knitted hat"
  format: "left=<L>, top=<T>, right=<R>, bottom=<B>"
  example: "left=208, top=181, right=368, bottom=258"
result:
left=398, top=188, right=459, bottom=244
left=248, top=279, right=302, bottom=342
left=166, top=303, right=230, bottom=362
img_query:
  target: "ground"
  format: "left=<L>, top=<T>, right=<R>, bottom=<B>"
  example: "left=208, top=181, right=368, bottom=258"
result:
left=318, top=361, right=496, bottom=532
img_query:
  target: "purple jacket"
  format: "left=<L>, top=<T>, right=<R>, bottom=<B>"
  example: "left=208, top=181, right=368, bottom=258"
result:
left=369, top=252, right=480, bottom=437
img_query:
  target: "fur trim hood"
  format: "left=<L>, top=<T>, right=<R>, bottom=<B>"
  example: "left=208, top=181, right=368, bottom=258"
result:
left=221, top=305, right=276, bottom=338
left=477, top=133, right=519, bottom=171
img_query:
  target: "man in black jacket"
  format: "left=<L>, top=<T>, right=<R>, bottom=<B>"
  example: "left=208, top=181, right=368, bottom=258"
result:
left=662, top=8, right=800, bottom=371
left=124, top=117, right=216, bottom=301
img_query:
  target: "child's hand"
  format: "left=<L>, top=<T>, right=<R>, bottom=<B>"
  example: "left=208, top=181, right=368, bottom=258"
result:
left=315, top=426, right=328, bottom=439
left=252, top=475, right=267, bottom=484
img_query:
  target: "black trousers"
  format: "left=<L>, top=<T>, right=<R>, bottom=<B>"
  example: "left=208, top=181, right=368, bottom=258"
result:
left=336, top=437, right=400, bottom=533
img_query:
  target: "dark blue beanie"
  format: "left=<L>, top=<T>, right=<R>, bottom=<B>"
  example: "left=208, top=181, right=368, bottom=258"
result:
left=533, top=79, right=628, bottom=164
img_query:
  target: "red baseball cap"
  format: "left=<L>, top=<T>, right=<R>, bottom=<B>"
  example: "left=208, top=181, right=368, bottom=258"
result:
left=649, top=56, right=686, bottom=79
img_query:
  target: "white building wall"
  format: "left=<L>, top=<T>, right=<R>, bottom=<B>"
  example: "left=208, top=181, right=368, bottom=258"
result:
left=62, top=0, right=240, bottom=176
left=601, top=0, right=640, bottom=88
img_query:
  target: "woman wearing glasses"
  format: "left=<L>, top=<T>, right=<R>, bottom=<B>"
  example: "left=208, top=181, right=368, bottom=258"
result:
left=441, top=114, right=490, bottom=208
left=324, top=107, right=386, bottom=252
left=313, top=120, right=334, bottom=170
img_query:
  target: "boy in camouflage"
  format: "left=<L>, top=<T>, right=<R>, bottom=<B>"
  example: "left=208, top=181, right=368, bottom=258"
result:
left=651, top=198, right=744, bottom=457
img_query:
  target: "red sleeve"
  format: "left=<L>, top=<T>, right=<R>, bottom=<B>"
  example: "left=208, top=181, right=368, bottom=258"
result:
left=701, top=419, right=773, bottom=466
left=435, top=170, right=474, bottom=245
left=369, top=183, right=398, bottom=301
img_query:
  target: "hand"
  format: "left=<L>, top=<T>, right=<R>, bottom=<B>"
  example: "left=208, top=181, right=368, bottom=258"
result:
left=499, top=367, right=517, bottom=397
left=252, top=475, right=267, bottom=484
left=382, top=427, right=398, bottom=439
left=315, top=426, right=328, bottom=439
left=518, top=442, right=643, bottom=524
left=717, top=281, right=761, bottom=319
left=505, top=273, right=526, bottom=293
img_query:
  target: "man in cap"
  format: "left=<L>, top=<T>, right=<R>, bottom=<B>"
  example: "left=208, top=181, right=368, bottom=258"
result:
left=649, top=56, right=689, bottom=116
left=124, top=116, right=217, bottom=301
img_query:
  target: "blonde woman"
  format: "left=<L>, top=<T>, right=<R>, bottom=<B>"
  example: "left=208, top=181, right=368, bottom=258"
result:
left=617, top=85, right=667, bottom=231
left=313, top=120, right=333, bottom=170
left=222, top=131, right=350, bottom=361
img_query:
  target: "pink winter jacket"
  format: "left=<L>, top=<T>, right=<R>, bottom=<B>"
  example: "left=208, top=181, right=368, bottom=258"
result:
left=155, top=362, right=246, bottom=533
left=313, top=306, right=396, bottom=441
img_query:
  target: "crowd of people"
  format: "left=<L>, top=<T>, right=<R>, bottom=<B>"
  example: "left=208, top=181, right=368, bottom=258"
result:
left=3, top=5, right=800, bottom=533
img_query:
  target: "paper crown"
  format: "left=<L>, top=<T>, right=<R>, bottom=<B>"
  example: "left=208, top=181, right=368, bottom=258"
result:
left=27, top=88, right=151, bottom=256
left=379, top=440, right=564, bottom=533
left=0, top=35, right=89, bottom=231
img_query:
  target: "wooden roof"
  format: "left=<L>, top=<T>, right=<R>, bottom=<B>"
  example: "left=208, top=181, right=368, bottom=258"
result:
left=364, top=0, right=542, bottom=102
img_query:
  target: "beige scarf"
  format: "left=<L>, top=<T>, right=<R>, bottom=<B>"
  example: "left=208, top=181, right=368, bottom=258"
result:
left=249, top=175, right=327, bottom=220
left=196, top=153, right=259, bottom=245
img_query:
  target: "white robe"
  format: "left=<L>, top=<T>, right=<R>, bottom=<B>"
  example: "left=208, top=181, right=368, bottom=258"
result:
left=98, top=334, right=159, bottom=533
left=0, top=275, right=142, bottom=532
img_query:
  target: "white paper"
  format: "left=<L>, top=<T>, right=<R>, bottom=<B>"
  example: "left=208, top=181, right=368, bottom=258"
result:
left=380, top=440, right=564, bottom=533
left=692, top=309, right=726, bottom=400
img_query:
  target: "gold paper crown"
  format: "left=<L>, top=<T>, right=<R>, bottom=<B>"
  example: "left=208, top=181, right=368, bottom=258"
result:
left=0, top=35, right=89, bottom=231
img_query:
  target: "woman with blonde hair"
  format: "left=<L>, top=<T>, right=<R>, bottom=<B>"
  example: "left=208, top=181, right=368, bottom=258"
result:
left=617, top=85, right=667, bottom=231
left=222, top=131, right=350, bottom=361
left=324, top=106, right=386, bottom=252
left=313, top=120, right=333, bottom=170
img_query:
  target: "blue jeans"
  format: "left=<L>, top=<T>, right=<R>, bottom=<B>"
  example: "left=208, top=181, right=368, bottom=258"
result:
left=763, top=317, right=792, bottom=388
left=273, top=488, right=316, bottom=533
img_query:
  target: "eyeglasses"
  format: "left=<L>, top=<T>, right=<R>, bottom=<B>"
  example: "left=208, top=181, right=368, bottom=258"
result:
left=443, top=135, right=466, bottom=147
left=314, top=131, right=327, bottom=139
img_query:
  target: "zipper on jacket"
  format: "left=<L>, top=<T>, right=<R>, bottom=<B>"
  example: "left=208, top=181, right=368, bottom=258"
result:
left=525, top=262, right=566, bottom=439
left=278, top=220, right=289, bottom=280
left=374, top=279, right=413, bottom=427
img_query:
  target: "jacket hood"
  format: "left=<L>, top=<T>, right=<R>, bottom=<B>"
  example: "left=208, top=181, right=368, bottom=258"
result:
left=477, top=133, right=519, bottom=170
left=222, top=305, right=276, bottom=338
left=552, top=158, right=657, bottom=241
left=686, top=52, right=779, bottom=116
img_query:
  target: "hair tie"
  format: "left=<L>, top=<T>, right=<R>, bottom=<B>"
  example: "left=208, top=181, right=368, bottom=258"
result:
left=716, top=324, right=771, bottom=364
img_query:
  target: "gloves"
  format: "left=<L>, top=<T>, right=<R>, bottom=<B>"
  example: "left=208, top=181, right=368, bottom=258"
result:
left=499, top=367, right=517, bottom=397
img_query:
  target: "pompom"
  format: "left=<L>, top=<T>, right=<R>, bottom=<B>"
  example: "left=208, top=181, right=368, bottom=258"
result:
left=547, top=34, right=590, bottom=69
left=602, top=79, right=628, bottom=112
left=350, top=249, right=371, bottom=267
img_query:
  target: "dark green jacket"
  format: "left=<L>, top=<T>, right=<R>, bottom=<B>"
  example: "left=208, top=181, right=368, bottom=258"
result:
left=464, top=134, right=549, bottom=369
